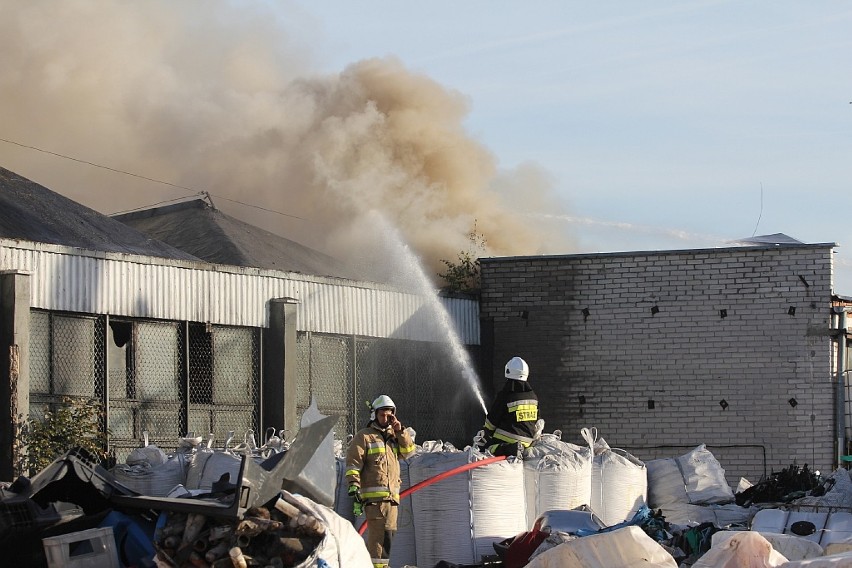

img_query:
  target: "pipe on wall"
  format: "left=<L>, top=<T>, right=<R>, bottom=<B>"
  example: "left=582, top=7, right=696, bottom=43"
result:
left=833, top=307, right=849, bottom=468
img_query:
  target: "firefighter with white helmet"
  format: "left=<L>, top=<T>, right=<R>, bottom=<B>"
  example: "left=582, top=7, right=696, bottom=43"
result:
left=477, top=356, right=540, bottom=457
left=345, top=394, right=415, bottom=568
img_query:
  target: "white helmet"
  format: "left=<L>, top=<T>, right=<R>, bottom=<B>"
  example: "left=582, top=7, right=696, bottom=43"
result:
left=370, top=394, right=396, bottom=421
left=505, top=357, right=529, bottom=381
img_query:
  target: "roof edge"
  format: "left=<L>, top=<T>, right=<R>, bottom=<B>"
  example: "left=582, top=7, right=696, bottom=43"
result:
left=480, top=242, right=838, bottom=264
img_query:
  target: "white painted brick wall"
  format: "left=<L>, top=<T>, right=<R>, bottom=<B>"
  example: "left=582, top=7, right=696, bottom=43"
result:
left=480, top=245, right=836, bottom=483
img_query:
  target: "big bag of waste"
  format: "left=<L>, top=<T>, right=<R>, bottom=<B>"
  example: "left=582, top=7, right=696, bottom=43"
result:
left=582, top=428, right=647, bottom=527
left=657, top=501, right=757, bottom=528
left=524, top=431, right=593, bottom=522
left=285, top=491, right=373, bottom=567
left=646, top=444, right=735, bottom=507
left=389, top=455, right=416, bottom=568
left=780, top=551, right=852, bottom=567
left=525, top=525, right=677, bottom=568
left=409, top=446, right=526, bottom=568
left=691, top=531, right=787, bottom=568
left=712, top=531, right=823, bottom=562
left=112, top=442, right=189, bottom=497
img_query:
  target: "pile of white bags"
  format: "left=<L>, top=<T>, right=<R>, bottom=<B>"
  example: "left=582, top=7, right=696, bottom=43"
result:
left=111, top=433, right=191, bottom=496
left=408, top=446, right=526, bottom=567
left=646, top=444, right=735, bottom=507
left=644, top=444, right=760, bottom=527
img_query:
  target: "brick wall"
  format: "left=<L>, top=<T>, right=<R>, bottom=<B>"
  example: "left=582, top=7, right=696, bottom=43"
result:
left=479, top=245, right=836, bottom=483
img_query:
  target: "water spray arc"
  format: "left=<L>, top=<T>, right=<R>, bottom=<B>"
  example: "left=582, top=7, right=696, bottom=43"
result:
left=371, top=212, right=487, bottom=414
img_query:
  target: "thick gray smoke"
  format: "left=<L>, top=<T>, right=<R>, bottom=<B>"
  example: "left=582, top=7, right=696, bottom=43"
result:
left=0, top=1, right=574, bottom=282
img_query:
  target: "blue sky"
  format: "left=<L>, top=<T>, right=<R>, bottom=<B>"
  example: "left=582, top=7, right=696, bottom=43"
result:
left=293, top=1, right=852, bottom=290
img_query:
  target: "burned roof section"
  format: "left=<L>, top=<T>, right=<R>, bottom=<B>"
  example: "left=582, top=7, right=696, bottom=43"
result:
left=0, top=166, right=199, bottom=261
left=114, top=198, right=363, bottom=280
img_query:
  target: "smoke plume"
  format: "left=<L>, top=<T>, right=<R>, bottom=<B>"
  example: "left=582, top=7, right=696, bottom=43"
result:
left=0, top=0, right=574, bottom=283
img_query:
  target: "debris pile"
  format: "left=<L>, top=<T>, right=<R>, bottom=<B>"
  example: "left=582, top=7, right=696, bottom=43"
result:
left=154, top=498, right=325, bottom=567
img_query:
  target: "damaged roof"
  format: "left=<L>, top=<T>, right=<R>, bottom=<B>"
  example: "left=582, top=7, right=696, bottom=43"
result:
left=114, top=199, right=362, bottom=279
left=0, top=166, right=200, bottom=261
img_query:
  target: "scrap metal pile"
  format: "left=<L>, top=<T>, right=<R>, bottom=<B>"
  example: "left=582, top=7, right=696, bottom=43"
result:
left=154, top=498, right=325, bottom=567
left=0, top=409, right=349, bottom=567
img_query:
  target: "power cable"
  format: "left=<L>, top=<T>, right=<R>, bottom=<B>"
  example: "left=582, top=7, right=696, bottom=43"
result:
left=0, top=136, right=306, bottom=220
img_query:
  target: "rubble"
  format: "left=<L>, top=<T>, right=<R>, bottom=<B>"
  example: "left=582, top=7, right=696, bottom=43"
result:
left=151, top=499, right=325, bottom=567
left=7, top=419, right=852, bottom=568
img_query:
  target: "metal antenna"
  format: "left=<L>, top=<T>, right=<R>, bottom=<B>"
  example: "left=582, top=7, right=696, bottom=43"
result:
left=751, top=183, right=764, bottom=237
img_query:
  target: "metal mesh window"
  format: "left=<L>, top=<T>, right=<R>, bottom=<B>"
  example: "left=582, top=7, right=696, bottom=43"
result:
left=107, top=319, right=186, bottom=462
left=28, top=310, right=105, bottom=420
left=295, top=332, right=352, bottom=441
left=188, top=323, right=260, bottom=444
left=293, top=331, right=480, bottom=447
left=356, top=338, right=411, bottom=430
left=136, top=322, right=184, bottom=440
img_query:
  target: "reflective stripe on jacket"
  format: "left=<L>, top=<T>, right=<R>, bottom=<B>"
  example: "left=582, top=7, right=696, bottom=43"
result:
left=345, top=422, right=415, bottom=503
left=482, top=380, right=539, bottom=448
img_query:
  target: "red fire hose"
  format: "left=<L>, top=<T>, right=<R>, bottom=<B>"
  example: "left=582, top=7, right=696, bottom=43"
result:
left=357, top=454, right=507, bottom=535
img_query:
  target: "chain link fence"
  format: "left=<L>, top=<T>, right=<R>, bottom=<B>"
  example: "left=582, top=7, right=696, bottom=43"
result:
left=29, top=310, right=260, bottom=464
left=187, top=323, right=261, bottom=447
left=29, top=310, right=477, bottom=464
left=29, top=310, right=105, bottom=422
left=296, top=331, right=481, bottom=447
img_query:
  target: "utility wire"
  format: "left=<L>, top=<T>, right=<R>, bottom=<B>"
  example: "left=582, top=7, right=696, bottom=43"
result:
left=0, top=136, right=305, bottom=220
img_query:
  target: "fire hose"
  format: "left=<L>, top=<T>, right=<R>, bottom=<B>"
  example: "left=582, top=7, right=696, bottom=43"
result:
left=357, top=454, right=507, bottom=536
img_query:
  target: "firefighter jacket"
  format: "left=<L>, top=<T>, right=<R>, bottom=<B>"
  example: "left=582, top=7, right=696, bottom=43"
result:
left=345, top=421, right=415, bottom=504
left=482, top=379, right=539, bottom=448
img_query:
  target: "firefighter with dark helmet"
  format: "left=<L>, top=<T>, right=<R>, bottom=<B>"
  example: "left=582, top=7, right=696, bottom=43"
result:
left=345, top=394, right=415, bottom=568
left=477, top=356, right=540, bottom=457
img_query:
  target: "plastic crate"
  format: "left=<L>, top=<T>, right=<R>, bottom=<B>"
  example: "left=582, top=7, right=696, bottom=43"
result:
left=42, top=526, right=119, bottom=568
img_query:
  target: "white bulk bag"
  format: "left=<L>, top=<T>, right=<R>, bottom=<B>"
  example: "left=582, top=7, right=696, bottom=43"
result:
left=526, top=526, right=677, bottom=568
left=658, top=502, right=757, bottom=528
left=712, top=531, right=823, bottom=562
left=112, top=442, right=189, bottom=497
left=782, top=552, right=852, bottom=567
left=692, top=531, right=787, bottom=568
left=409, top=447, right=526, bottom=568
left=332, top=456, right=354, bottom=524
left=582, top=428, right=647, bottom=527
left=524, top=431, right=593, bottom=522
left=646, top=445, right=734, bottom=507
left=283, top=491, right=372, bottom=568
left=390, top=456, right=416, bottom=568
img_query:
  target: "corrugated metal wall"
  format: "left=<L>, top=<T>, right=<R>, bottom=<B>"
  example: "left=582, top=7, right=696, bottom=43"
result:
left=0, top=239, right=480, bottom=344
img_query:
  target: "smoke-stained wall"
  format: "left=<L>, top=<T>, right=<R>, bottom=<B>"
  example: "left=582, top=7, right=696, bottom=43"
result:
left=479, top=244, right=836, bottom=482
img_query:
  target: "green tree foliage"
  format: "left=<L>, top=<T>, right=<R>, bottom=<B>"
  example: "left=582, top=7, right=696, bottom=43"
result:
left=18, top=397, right=109, bottom=476
left=438, top=223, right=487, bottom=293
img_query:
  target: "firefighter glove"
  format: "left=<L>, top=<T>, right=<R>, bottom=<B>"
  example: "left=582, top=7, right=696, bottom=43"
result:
left=353, top=499, right=363, bottom=517
left=348, top=484, right=361, bottom=502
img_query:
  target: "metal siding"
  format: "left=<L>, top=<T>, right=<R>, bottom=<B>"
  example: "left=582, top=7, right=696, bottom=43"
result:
left=0, top=240, right=479, bottom=344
